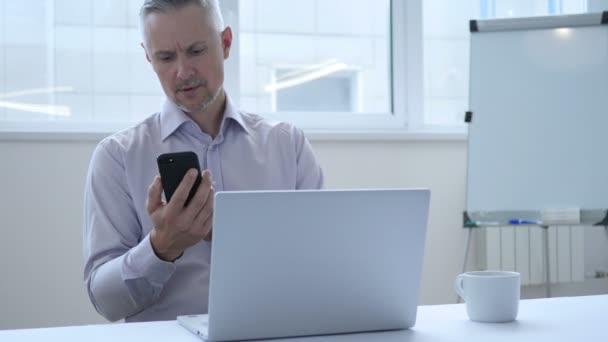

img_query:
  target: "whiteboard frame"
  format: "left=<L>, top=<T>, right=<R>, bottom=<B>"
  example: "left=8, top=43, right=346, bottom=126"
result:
left=471, top=12, right=606, bottom=32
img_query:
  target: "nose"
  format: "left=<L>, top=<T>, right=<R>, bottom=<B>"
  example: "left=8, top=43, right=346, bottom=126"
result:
left=176, top=56, right=195, bottom=81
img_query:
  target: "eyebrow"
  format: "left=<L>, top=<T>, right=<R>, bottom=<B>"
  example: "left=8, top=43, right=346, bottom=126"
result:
left=153, top=41, right=207, bottom=58
left=186, top=41, right=207, bottom=49
left=154, top=50, right=174, bottom=59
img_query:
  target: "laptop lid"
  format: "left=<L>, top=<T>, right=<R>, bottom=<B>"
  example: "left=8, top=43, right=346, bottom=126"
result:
left=206, top=189, right=430, bottom=341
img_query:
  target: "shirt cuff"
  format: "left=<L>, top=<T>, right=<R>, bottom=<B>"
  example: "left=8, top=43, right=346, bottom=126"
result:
left=126, top=234, right=177, bottom=285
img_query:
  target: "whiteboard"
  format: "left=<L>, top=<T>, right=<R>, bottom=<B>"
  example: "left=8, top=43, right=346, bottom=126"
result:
left=467, top=13, right=608, bottom=213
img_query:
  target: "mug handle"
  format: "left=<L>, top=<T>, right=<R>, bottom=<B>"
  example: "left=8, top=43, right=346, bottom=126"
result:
left=454, top=274, right=466, bottom=301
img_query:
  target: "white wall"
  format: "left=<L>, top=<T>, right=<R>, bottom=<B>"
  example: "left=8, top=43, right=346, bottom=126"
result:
left=0, top=138, right=470, bottom=330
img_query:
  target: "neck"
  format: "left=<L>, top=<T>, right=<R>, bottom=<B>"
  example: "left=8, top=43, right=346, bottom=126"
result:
left=189, top=89, right=227, bottom=139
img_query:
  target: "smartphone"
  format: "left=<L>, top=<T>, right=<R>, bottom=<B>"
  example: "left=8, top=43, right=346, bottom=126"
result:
left=157, top=151, right=202, bottom=207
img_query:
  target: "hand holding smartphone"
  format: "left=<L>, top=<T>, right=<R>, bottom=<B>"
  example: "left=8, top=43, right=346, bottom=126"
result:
left=149, top=151, right=214, bottom=260
left=156, top=151, right=202, bottom=207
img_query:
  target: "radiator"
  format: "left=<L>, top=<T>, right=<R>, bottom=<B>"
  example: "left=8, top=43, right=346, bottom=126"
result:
left=483, top=226, right=585, bottom=285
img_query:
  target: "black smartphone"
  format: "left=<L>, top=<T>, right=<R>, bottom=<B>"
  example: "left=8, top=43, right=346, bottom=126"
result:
left=157, top=151, right=202, bottom=207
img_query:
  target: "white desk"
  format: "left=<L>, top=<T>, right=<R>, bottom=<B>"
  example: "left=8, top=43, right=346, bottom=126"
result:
left=1, top=295, right=606, bottom=341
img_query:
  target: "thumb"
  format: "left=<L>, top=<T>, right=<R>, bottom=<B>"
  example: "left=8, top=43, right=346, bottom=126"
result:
left=146, top=176, right=164, bottom=214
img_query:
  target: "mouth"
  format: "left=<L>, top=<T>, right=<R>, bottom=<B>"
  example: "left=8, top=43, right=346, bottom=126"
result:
left=179, top=85, right=201, bottom=95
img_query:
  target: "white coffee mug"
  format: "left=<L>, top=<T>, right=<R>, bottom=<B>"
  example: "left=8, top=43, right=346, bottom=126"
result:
left=454, top=271, right=520, bottom=323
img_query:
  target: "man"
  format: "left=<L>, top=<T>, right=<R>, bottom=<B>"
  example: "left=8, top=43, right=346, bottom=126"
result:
left=83, top=0, right=324, bottom=323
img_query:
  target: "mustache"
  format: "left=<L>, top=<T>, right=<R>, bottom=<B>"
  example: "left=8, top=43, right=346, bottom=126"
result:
left=175, top=78, right=207, bottom=91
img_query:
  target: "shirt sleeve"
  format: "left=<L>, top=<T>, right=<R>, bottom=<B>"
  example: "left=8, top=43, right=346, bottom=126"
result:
left=83, top=139, right=176, bottom=321
left=293, top=127, right=324, bottom=190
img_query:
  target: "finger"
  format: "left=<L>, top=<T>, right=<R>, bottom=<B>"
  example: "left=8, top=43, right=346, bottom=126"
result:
left=192, top=185, right=214, bottom=233
left=183, top=170, right=213, bottom=220
left=207, top=170, right=214, bottom=185
left=165, top=168, right=199, bottom=215
left=203, top=169, right=213, bottom=186
left=146, top=176, right=164, bottom=214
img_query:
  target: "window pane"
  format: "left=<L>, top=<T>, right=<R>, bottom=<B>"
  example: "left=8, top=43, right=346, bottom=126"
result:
left=238, top=0, right=392, bottom=114
left=422, top=0, right=588, bottom=126
left=0, top=0, right=164, bottom=128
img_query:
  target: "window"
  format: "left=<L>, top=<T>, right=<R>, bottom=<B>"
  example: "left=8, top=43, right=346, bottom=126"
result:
left=0, top=0, right=397, bottom=134
left=0, top=0, right=600, bottom=135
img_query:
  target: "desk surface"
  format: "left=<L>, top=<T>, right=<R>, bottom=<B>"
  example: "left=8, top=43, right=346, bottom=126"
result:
left=1, top=295, right=606, bottom=341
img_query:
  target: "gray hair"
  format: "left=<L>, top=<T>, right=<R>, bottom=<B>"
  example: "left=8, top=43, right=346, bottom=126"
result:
left=139, top=0, right=225, bottom=32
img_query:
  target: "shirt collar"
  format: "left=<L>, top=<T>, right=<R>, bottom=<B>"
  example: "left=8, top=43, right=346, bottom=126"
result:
left=223, top=95, right=249, bottom=135
left=159, top=94, right=249, bottom=142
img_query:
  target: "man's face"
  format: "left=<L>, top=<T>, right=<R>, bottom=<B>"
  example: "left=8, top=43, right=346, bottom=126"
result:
left=142, top=4, right=232, bottom=113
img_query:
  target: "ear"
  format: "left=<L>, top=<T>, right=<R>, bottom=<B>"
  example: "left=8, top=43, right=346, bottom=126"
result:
left=221, top=27, right=233, bottom=59
left=141, top=43, right=152, bottom=63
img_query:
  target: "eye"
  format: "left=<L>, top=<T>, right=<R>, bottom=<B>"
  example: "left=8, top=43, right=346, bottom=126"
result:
left=156, top=54, right=175, bottom=63
left=190, top=47, right=207, bottom=56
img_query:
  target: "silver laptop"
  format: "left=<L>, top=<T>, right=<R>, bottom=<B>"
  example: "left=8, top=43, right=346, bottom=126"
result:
left=178, top=189, right=430, bottom=341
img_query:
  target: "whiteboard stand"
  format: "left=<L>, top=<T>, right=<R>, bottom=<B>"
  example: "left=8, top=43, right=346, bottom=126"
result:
left=459, top=209, right=608, bottom=303
left=463, top=11, right=608, bottom=304
left=541, top=225, right=551, bottom=298
left=458, top=228, right=474, bottom=303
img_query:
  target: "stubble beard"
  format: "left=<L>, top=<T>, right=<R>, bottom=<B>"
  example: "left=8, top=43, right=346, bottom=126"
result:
left=176, top=84, right=223, bottom=115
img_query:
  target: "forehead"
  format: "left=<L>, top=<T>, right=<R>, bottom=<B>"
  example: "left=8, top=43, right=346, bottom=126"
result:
left=143, top=4, right=216, bottom=50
